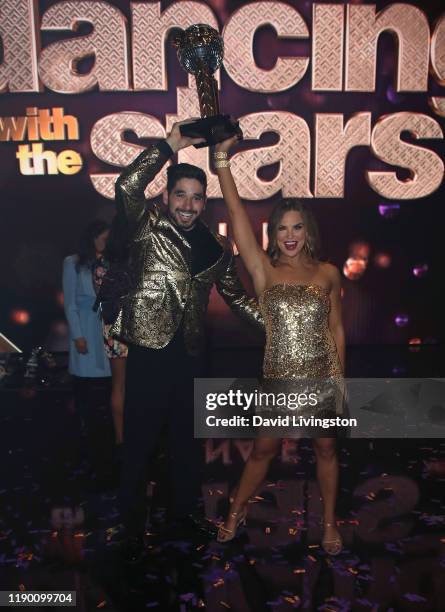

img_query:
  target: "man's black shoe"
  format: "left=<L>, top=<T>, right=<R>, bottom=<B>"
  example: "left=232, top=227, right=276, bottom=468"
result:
left=121, top=535, right=145, bottom=564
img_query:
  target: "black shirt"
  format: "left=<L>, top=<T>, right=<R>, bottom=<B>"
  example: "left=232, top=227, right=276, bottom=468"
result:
left=178, top=222, right=223, bottom=276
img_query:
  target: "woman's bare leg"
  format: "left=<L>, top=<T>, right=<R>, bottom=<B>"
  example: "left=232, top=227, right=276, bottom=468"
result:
left=312, top=437, right=341, bottom=552
left=110, top=357, right=126, bottom=445
left=219, top=437, right=281, bottom=540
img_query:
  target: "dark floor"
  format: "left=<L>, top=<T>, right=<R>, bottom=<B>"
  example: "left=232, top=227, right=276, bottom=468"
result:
left=0, top=346, right=444, bottom=611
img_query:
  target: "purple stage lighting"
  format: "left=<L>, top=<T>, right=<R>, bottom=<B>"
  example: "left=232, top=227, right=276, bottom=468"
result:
left=378, top=203, right=400, bottom=219
left=395, top=314, right=409, bottom=327
left=413, top=264, right=429, bottom=278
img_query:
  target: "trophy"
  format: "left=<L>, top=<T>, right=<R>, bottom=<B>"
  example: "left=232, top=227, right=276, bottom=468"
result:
left=173, top=24, right=243, bottom=148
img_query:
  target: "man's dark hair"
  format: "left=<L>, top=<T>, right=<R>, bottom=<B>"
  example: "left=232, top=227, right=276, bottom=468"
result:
left=167, top=163, right=207, bottom=195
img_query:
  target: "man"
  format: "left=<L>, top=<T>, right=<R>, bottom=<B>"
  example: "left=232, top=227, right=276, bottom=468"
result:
left=112, top=120, right=263, bottom=557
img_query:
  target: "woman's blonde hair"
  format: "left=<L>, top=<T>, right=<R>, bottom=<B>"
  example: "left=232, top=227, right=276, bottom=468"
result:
left=266, top=198, right=321, bottom=264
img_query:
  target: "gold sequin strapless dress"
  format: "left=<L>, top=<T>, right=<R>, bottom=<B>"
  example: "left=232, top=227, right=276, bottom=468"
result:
left=260, top=283, right=341, bottom=379
left=258, top=283, right=345, bottom=428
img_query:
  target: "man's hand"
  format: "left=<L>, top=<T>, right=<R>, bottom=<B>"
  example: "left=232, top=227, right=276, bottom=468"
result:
left=166, top=119, right=206, bottom=153
left=74, top=337, right=88, bottom=354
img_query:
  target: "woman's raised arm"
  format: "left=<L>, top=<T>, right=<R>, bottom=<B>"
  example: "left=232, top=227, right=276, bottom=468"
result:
left=214, top=136, right=268, bottom=293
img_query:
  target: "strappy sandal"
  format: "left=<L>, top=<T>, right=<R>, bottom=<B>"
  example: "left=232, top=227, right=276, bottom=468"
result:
left=217, top=509, right=247, bottom=543
left=321, top=520, right=343, bottom=555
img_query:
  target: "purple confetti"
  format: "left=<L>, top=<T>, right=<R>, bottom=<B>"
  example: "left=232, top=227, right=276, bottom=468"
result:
left=355, top=599, right=376, bottom=607
left=179, top=593, right=195, bottom=602
left=404, top=593, right=427, bottom=602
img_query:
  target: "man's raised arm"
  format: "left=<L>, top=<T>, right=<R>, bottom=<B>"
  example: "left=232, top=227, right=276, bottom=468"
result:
left=115, top=120, right=205, bottom=232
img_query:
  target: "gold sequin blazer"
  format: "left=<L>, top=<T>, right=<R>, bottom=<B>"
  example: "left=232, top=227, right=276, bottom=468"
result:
left=111, top=142, right=264, bottom=355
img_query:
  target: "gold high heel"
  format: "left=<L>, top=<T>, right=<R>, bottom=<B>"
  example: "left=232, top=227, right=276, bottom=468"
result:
left=217, top=509, right=247, bottom=543
left=321, top=520, right=343, bottom=555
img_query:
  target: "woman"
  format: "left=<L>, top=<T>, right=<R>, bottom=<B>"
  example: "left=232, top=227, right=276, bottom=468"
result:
left=214, top=137, right=345, bottom=555
left=63, top=220, right=112, bottom=478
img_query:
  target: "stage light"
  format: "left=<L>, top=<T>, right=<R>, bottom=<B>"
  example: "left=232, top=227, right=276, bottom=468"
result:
left=395, top=314, right=409, bottom=327
left=378, top=203, right=400, bottom=218
left=11, top=309, right=30, bottom=325
left=413, top=264, right=429, bottom=278
left=374, top=252, right=391, bottom=268
left=56, top=291, right=64, bottom=307
left=408, top=337, right=422, bottom=352
left=343, top=257, right=367, bottom=280
left=349, top=241, right=370, bottom=260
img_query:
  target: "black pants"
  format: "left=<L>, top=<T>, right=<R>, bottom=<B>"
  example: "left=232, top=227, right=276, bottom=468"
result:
left=119, top=335, right=205, bottom=536
left=73, top=376, right=113, bottom=478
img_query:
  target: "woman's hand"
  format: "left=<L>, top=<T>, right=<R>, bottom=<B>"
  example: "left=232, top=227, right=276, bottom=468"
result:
left=75, top=337, right=88, bottom=354
left=214, top=134, right=240, bottom=155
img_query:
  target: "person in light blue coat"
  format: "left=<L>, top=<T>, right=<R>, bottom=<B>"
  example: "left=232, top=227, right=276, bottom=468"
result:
left=63, top=220, right=111, bottom=379
left=63, top=220, right=112, bottom=484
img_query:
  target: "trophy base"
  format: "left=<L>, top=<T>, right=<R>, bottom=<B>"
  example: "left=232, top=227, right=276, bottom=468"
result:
left=179, top=115, right=243, bottom=148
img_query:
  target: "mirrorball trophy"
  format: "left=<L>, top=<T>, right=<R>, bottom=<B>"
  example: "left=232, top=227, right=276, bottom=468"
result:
left=173, top=24, right=243, bottom=148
